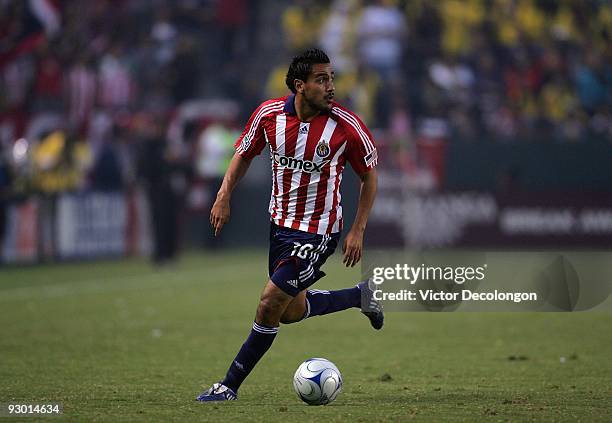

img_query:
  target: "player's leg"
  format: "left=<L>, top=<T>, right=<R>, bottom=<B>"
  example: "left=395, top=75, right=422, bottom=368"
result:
left=280, top=290, right=307, bottom=324
left=280, top=281, right=383, bottom=329
left=283, top=285, right=383, bottom=331
left=215, top=280, right=291, bottom=395
left=255, top=280, right=295, bottom=325
left=197, top=280, right=292, bottom=401
left=290, top=230, right=382, bottom=327
left=279, top=282, right=362, bottom=324
left=280, top=276, right=384, bottom=329
left=197, top=226, right=309, bottom=401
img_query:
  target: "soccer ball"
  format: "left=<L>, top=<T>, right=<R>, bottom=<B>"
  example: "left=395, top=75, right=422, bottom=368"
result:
left=293, top=358, right=343, bottom=405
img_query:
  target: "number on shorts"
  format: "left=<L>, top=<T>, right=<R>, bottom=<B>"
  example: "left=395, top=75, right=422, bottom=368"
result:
left=291, top=242, right=314, bottom=259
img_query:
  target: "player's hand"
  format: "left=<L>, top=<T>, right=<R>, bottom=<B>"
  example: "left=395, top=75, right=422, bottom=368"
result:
left=210, top=195, right=230, bottom=237
left=342, top=229, right=363, bottom=267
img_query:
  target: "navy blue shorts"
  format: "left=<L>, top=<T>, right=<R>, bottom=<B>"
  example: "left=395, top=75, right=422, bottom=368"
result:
left=268, top=223, right=340, bottom=297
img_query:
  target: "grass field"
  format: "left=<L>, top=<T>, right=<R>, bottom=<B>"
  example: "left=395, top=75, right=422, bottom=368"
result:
left=1, top=251, right=611, bottom=421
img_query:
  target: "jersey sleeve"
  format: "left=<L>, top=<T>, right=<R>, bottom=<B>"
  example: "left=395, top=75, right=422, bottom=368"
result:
left=234, top=100, right=278, bottom=160
left=343, top=111, right=378, bottom=175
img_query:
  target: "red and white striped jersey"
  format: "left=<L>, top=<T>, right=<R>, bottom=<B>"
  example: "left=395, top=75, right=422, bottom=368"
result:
left=235, top=94, right=378, bottom=235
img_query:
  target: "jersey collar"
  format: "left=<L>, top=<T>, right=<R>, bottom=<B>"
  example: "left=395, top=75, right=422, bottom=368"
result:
left=284, top=94, right=297, bottom=115
left=283, top=94, right=331, bottom=118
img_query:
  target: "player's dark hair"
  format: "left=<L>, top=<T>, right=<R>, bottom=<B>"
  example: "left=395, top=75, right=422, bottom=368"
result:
left=285, top=48, right=330, bottom=94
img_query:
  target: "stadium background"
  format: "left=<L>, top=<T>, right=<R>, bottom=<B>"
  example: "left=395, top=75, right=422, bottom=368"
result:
left=1, top=0, right=611, bottom=262
left=1, top=1, right=612, bottom=421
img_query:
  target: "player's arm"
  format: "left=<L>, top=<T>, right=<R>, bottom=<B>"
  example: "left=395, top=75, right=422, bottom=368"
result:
left=343, top=168, right=377, bottom=267
left=211, top=99, right=275, bottom=236
left=210, top=152, right=253, bottom=236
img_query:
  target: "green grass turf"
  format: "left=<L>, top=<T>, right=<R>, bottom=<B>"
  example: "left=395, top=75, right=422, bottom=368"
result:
left=1, top=251, right=611, bottom=422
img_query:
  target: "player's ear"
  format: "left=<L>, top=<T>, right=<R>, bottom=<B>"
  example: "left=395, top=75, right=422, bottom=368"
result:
left=294, top=79, right=305, bottom=94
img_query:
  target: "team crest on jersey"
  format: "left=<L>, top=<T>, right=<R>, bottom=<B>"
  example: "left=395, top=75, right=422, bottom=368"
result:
left=315, top=139, right=330, bottom=158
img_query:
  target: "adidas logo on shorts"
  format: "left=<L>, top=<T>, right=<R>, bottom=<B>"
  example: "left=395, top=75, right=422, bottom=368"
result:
left=286, top=279, right=298, bottom=288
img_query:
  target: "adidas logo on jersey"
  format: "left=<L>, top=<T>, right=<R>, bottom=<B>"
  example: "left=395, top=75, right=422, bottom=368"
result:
left=299, top=124, right=309, bottom=134
left=272, top=152, right=329, bottom=173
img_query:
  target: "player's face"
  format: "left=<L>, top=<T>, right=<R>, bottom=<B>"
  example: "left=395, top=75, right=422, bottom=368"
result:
left=303, top=63, right=335, bottom=112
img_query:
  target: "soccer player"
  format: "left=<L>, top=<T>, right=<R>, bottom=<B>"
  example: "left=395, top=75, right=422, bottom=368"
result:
left=197, top=48, right=382, bottom=402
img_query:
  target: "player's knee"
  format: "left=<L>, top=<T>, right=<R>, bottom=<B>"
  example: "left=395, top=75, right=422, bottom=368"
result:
left=256, top=295, right=284, bottom=326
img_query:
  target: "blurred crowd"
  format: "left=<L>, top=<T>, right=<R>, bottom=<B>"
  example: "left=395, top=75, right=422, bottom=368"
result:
left=1, top=0, right=611, bottom=192
left=273, top=0, right=611, bottom=142
left=0, top=0, right=611, bottom=258
left=1, top=0, right=260, bottom=197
